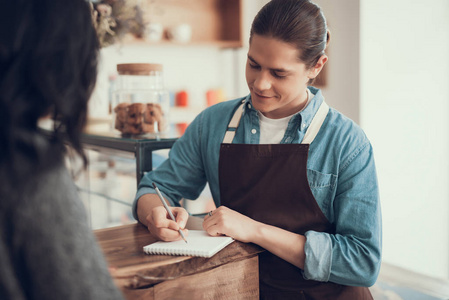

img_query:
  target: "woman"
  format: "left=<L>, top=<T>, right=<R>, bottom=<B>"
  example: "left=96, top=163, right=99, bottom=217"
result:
left=0, top=0, right=123, bottom=299
left=134, top=0, right=381, bottom=299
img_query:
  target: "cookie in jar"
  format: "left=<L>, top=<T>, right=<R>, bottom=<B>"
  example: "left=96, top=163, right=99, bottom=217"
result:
left=112, top=63, right=170, bottom=136
left=113, top=102, right=166, bottom=135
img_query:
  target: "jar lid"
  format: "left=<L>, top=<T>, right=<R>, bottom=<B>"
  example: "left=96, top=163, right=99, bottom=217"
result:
left=117, top=63, right=163, bottom=75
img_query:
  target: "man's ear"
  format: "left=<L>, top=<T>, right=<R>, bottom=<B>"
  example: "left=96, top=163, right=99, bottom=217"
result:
left=308, top=55, right=328, bottom=80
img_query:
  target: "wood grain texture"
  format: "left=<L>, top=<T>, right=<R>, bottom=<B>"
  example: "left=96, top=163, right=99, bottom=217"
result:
left=122, top=256, right=259, bottom=300
left=94, top=220, right=264, bottom=299
left=154, top=256, right=259, bottom=300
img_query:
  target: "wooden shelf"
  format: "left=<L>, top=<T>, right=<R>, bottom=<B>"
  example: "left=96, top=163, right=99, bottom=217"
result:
left=122, top=36, right=242, bottom=49
left=127, top=0, right=242, bottom=48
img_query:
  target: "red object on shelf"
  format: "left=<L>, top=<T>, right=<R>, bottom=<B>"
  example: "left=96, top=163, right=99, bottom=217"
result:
left=176, top=122, right=189, bottom=135
left=206, top=90, right=217, bottom=107
left=175, top=90, right=189, bottom=106
left=206, top=89, right=225, bottom=107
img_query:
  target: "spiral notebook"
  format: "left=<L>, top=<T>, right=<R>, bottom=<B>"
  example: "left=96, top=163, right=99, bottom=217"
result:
left=143, top=230, right=234, bottom=258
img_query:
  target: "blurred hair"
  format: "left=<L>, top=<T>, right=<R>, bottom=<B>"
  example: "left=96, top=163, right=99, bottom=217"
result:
left=250, top=0, right=330, bottom=70
left=0, top=0, right=99, bottom=181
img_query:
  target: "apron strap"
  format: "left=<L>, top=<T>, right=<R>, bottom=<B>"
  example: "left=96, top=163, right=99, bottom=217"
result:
left=301, top=101, right=329, bottom=144
left=222, top=98, right=329, bottom=145
left=223, top=100, right=245, bottom=144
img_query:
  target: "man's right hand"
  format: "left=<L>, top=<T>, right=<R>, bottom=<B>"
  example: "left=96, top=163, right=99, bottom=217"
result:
left=137, top=193, right=189, bottom=242
left=146, top=205, right=189, bottom=241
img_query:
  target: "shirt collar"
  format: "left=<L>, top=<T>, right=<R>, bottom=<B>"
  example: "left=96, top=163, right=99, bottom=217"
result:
left=244, top=87, right=325, bottom=132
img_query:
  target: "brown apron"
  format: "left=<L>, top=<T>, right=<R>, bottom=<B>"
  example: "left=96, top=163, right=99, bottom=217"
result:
left=218, top=101, right=372, bottom=300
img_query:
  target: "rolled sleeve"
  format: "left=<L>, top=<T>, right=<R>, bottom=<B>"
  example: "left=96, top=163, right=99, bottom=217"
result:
left=303, top=231, right=332, bottom=282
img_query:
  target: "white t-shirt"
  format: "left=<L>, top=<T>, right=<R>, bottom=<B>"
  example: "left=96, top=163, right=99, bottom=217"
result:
left=258, top=89, right=314, bottom=144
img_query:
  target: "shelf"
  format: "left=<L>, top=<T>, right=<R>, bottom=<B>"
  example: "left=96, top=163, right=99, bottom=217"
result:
left=126, top=0, right=242, bottom=48
left=121, top=36, right=242, bottom=49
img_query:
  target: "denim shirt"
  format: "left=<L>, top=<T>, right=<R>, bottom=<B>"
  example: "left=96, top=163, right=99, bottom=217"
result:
left=134, top=87, right=382, bottom=287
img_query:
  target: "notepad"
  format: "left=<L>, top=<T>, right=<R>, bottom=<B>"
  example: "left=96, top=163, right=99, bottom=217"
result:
left=143, top=230, right=234, bottom=258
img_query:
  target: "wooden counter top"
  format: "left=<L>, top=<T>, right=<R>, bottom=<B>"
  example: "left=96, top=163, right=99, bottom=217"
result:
left=94, top=219, right=264, bottom=299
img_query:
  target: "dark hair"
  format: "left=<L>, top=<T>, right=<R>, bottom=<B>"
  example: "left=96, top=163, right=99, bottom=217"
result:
left=0, top=0, right=99, bottom=180
left=250, top=0, right=330, bottom=70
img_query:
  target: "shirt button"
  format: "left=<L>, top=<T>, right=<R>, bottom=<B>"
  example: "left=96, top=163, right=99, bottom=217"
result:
left=302, top=123, right=306, bottom=128
left=251, top=129, right=257, bottom=134
left=248, top=104, right=252, bottom=109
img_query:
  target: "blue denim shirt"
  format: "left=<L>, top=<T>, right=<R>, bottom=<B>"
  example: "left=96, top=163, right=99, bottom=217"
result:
left=134, top=87, right=382, bottom=287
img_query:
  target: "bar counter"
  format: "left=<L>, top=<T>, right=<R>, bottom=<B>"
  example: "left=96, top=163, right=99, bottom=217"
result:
left=94, top=218, right=264, bottom=299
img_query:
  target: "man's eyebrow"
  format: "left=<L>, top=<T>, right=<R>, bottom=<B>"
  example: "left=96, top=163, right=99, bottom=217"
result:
left=247, top=55, right=290, bottom=73
left=248, top=55, right=258, bottom=64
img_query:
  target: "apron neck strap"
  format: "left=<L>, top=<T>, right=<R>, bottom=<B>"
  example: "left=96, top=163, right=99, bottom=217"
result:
left=222, top=99, right=329, bottom=145
left=301, top=101, right=329, bottom=144
left=223, top=100, right=245, bottom=144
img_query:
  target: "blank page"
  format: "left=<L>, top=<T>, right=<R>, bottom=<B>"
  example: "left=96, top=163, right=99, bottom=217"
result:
left=143, top=230, right=234, bottom=258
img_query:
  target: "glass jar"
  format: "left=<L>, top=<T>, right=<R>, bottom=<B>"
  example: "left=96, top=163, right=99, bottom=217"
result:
left=112, top=63, right=170, bottom=137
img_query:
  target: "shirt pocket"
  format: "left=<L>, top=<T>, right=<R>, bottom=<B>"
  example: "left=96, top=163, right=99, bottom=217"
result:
left=307, top=169, right=337, bottom=217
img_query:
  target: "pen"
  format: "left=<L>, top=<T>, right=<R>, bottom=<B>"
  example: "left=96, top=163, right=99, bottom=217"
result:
left=152, top=182, right=188, bottom=243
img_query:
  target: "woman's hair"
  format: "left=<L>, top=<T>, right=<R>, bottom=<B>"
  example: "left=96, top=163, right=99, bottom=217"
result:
left=0, top=0, right=99, bottom=179
left=250, top=0, right=330, bottom=70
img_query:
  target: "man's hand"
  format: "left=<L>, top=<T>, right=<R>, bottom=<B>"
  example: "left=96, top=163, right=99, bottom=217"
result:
left=146, top=205, right=189, bottom=241
left=137, top=193, right=189, bottom=241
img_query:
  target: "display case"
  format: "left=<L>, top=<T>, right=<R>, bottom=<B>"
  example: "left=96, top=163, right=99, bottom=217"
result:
left=60, top=123, right=179, bottom=229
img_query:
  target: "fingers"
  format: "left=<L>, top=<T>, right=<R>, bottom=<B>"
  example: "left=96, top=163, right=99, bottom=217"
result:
left=202, top=210, right=214, bottom=230
left=151, top=227, right=189, bottom=242
left=152, top=206, right=179, bottom=230
left=202, top=207, right=225, bottom=235
left=203, top=208, right=217, bottom=222
left=172, top=207, right=189, bottom=229
left=203, top=206, right=225, bottom=224
left=202, top=206, right=256, bottom=243
left=146, top=206, right=189, bottom=241
left=204, top=224, right=224, bottom=237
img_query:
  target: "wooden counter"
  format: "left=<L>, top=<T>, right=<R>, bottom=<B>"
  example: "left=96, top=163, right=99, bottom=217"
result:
left=94, top=219, right=264, bottom=299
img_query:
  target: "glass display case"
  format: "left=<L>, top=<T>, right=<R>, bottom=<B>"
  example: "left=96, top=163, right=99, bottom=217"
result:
left=65, top=123, right=179, bottom=229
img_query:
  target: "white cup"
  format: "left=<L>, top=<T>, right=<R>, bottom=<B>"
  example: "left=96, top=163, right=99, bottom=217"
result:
left=167, top=24, right=192, bottom=43
left=146, top=23, right=163, bottom=42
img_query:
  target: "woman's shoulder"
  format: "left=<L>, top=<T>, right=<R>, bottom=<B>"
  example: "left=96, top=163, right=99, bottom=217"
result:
left=0, top=160, right=84, bottom=241
left=6, top=161, right=79, bottom=213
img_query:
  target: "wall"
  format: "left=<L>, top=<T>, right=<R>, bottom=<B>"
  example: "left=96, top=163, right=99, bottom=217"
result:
left=360, top=0, right=449, bottom=279
left=313, top=0, right=360, bottom=124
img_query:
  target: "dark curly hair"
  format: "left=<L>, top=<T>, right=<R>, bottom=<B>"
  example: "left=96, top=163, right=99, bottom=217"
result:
left=0, top=0, right=99, bottom=182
